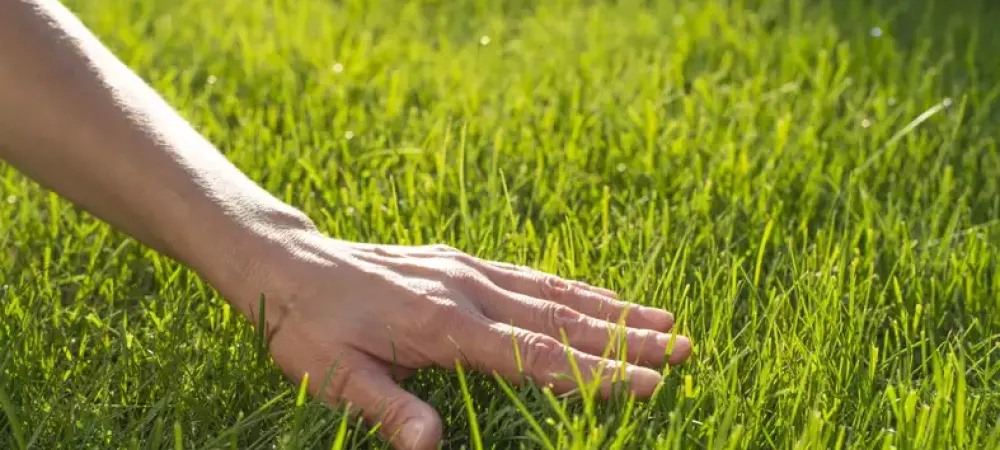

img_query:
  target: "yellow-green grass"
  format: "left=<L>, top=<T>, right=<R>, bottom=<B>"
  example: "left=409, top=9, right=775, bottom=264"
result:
left=2, top=0, right=999, bottom=448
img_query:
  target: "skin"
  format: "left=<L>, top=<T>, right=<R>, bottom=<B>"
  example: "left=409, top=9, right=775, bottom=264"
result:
left=0, top=1, right=693, bottom=449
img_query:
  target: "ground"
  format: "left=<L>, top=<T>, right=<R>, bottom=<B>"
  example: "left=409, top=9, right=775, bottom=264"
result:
left=2, top=0, right=999, bottom=448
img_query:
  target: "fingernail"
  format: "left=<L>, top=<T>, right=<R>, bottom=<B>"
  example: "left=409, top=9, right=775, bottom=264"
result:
left=626, top=366, right=663, bottom=396
left=638, top=306, right=673, bottom=325
left=656, top=333, right=686, bottom=348
left=657, top=334, right=692, bottom=363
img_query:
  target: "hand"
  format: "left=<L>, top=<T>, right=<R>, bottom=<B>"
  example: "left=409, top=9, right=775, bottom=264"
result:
left=216, top=229, right=693, bottom=450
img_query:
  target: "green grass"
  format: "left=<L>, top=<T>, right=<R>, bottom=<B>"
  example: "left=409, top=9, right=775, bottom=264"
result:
left=3, top=0, right=1000, bottom=448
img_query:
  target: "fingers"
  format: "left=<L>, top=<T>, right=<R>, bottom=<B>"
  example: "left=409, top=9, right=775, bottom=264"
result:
left=449, top=316, right=664, bottom=399
left=481, top=264, right=676, bottom=332
left=321, top=353, right=442, bottom=450
left=478, top=289, right=692, bottom=366
left=404, top=244, right=676, bottom=332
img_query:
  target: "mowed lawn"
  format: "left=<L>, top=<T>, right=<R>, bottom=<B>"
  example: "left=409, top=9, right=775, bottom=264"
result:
left=2, top=0, right=1000, bottom=448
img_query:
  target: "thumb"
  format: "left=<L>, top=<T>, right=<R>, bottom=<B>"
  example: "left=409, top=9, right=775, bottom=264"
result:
left=340, top=355, right=442, bottom=450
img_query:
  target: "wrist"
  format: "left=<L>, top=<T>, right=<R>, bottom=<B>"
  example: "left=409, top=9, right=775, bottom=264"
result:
left=181, top=196, right=320, bottom=312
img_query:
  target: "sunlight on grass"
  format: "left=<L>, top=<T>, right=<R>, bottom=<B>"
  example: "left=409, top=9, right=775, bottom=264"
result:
left=2, top=0, right=999, bottom=448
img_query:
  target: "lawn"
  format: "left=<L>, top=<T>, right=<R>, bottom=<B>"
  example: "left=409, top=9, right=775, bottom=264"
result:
left=2, top=0, right=999, bottom=448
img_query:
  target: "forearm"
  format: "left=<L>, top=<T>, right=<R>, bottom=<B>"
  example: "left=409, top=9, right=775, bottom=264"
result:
left=0, top=0, right=314, bottom=300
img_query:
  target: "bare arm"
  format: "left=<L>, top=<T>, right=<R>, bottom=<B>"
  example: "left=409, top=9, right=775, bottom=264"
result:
left=0, top=0, right=312, bottom=294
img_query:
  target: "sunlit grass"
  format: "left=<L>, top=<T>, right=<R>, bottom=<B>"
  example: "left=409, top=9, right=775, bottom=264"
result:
left=2, top=0, right=999, bottom=448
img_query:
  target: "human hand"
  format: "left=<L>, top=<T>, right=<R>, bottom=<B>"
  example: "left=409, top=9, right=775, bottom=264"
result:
left=213, top=229, right=693, bottom=450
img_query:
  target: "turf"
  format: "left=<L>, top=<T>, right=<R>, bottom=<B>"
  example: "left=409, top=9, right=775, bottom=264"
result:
left=2, top=0, right=1000, bottom=448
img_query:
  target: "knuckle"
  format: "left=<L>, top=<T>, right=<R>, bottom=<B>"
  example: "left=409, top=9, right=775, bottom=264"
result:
left=541, top=275, right=573, bottom=301
left=522, top=332, right=565, bottom=372
left=428, top=245, right=487, bottom=270
left=543, top=303, right=581, bottom=334
left=441, top=259, right=488, bottom=288
left=450, top=252, right=484, bottom=269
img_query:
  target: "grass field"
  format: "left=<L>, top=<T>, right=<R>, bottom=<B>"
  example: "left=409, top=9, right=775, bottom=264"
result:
left=3, top=0, right=1000, bottom=448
